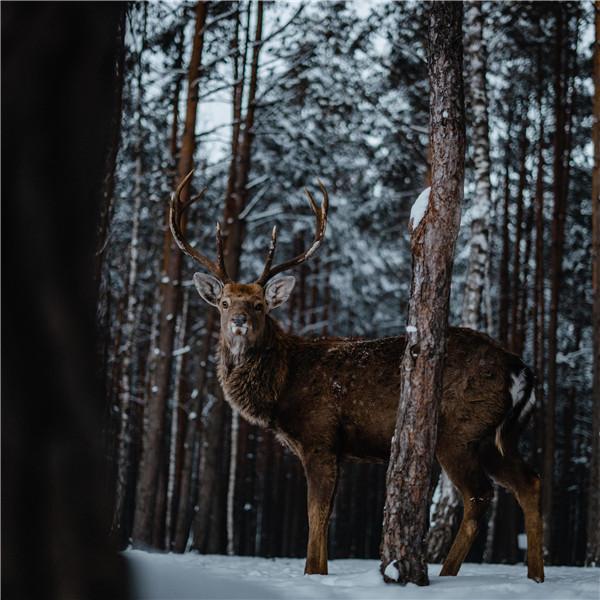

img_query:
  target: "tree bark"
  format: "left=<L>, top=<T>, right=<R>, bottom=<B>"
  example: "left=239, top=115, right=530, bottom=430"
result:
left=498, top=108, right=514, bottom=345
left=461, top=0, right=491, bottom=331
left=429, top=1, right=489, bottom=561
left=543, top=4, right=567, bottom=559
left=172, top=313, right=216, bottom=552
left=586, top=0, right=600, bottom=567
left=132, top=1, right=208, bottom=546
left=112, top=9, right=147, bottom=536
left=509, top=119, right=529, bottom=353
left=380, top=2, right=465, bottom=586
left=532, top=50, right=546, bottom=473
left=2, top=3, right=129, bottom=597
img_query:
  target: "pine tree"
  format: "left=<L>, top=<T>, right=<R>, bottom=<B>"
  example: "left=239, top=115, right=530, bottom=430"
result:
left=380, top=2, right=465, bottom=586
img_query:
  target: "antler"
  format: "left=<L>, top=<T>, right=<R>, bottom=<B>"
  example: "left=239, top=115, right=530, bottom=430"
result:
left=255, top=180, right=329, bottom=286
left=169, top=170, right=231, bottom=282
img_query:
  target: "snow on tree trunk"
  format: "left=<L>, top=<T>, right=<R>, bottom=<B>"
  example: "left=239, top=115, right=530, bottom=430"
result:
left=132, top=0, right=208, bottom=547
left=380, top=2, right=465, bottom=586
left=428, top=0, right=490, bottom=561
left=586, top=0, right=600, bottom=567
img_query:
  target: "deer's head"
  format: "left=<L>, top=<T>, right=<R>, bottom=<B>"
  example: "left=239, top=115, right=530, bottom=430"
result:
left=169, top=171, right=328, bottom=354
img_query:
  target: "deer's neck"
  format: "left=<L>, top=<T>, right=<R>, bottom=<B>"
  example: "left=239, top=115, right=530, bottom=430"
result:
left=217, top=316, right=289, bottom=428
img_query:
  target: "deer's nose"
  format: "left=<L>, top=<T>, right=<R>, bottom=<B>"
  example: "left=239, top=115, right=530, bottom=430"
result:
left=231, top=314, right=247, bottom=326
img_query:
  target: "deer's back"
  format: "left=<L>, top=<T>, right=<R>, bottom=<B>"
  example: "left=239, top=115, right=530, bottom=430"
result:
left=275, top=327, right=518, bottom=463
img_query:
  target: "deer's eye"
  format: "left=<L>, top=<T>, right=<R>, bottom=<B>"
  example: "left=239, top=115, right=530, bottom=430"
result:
left=221, top=300, right=229, bottom=309
left=254, top=303, right=263, bottom=311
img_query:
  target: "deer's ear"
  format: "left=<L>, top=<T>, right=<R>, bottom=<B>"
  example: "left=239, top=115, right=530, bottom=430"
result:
left=193, top=273, right=223, bottom=307
left=264, top=276, right=296, bottom=311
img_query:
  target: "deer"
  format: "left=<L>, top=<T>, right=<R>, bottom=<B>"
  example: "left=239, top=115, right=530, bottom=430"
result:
left=169, top=170, right=544, bottom=583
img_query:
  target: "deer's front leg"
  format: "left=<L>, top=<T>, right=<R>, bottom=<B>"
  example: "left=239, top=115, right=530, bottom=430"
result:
left=303, top=451, right=338, bottom=575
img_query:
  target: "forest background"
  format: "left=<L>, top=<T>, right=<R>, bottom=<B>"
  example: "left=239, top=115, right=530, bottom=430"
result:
left=97, top=0, right=598, bottom=569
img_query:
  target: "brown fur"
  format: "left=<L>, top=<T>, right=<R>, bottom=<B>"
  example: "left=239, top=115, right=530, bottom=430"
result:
left=213, top=305, right=544, bottom=581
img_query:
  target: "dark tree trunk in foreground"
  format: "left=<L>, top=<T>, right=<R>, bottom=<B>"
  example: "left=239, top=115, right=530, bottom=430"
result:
left=132, top=1, right=208, bottom=546
left=1, top=3, right=129, bottom=599
left=587, top=0, right=600, bottom=567
left=380, top=1, right=465, bottom=586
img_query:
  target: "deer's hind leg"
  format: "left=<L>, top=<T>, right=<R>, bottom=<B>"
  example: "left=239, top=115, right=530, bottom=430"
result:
left=302, top=451, right=338, bottom=575
left=481, top=446, right=544, bottom=582
left=439, top=454, right=493, bottom=577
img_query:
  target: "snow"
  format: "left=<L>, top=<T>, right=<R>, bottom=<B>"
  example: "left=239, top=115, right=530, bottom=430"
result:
left=406, top=325, right=417, bottom=333
left=383, top=560, right=400, bottom=581
left=125, top=551, right=600, bottom=600
left=410, top=187, right=431, bottom=230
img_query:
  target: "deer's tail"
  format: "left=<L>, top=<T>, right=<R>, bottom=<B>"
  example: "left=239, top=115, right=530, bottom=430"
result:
left=495, top=361, right=537, bottom=457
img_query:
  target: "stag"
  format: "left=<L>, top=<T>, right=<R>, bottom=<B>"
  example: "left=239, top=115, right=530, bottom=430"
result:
left=170, top=171, right=544, bottom=582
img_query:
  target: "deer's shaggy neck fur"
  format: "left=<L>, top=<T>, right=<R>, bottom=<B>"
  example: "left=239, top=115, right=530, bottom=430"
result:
left=217, top=315, right=289, bottom=428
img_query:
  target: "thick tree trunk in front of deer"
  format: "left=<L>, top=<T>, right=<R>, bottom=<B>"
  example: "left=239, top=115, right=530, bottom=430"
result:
left=543, top=4, right=567, bottom=559
left=380, top=2, right=465, bottom=586
left=132, top=1, right=208, bottom=547
left=586, top=0, right=600, bottom=567
left=429, top=1, right=490, bottom=561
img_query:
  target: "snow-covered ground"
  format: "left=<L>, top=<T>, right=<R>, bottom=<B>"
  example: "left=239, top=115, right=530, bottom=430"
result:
left=126, top=550, right=599, bottom=600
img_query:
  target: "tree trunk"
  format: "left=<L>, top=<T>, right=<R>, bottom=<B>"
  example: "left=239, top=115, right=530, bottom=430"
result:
left=426, top=471, right=461, bottom=563
left=586, top=0, right=600, bottom=567
left=172, top=313, right=216, bottom=552
left=95, top=8, right=127, bottom=288
left=223, top=0, right=264, bottom=280
left=498, top=108, right=514, bottom=345
left=532, top=52, right=546, bottom=473
left=543, top=4, right=566, bottom=559
left=165, top=291, right=189, bottom=549
left=509, top=119, right=529, bottom=353
left=380, top=2, right=465, bottom=586
left=461, top=0, right=491, bottom=331
left=2, top=3, right=129, bottom=598
left=226, top=409, right=240, bottom=555
left=112, top=11, right=147, bottom=536
left=429, top=1, right=489, bottom=561
left=132, top=1, right=208, bottom=546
